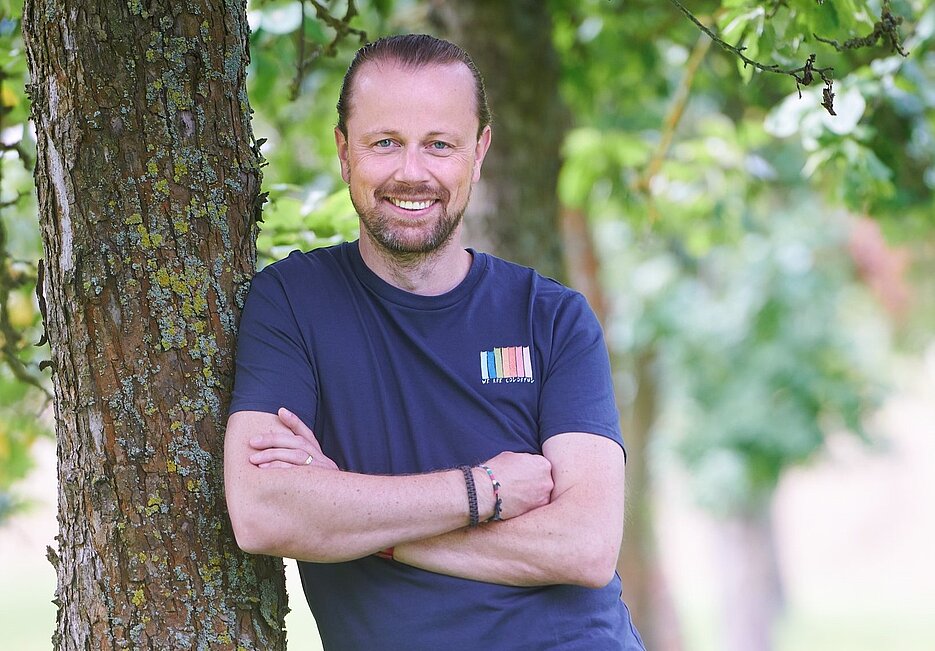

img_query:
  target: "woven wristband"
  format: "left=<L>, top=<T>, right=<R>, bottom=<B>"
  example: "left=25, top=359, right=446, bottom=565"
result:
left=460, top=465, right=480, bottom=528
left=479, top=464, right=503, bottom=522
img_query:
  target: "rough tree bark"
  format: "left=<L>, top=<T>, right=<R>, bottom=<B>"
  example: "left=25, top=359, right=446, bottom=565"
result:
left=23, top=1, right=288, bottom=648
left=429, top=0, right=570, bottom=281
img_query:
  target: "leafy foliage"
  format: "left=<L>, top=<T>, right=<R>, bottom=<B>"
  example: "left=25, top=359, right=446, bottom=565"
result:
left=604, top=213, right=888, bottom=514
left=553, top=0, right=917, bottom=513
left=0, top=0, right=49, bottom=525
left=0, top=372, right=46, bottom=521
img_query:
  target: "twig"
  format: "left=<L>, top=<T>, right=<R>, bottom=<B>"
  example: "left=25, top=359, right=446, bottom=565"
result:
left=668, top=0, right=837, bottom=114
left=814, top=0, right=908, bottom=57
left=290, top=0, right=368, bottom=100
left=289, top=1, right=308, bottom=100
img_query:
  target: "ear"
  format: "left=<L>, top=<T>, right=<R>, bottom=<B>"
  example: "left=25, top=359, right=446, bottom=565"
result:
left=334, top=127, right=350, bottom=183
left=472, top=125, right=492, bottom=184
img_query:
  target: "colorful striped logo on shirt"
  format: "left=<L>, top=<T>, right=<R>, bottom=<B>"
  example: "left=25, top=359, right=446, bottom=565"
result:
left=480, top=346, right=534, bottom=384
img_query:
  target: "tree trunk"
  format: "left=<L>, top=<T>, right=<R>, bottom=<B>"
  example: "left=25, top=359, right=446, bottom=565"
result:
left=714, top=508, right=785, bottom=651
left=563, top=207, right=683, bottom=650
left=615, top=350, right=684, bottom=651
left=23, top=1, right=288, bottom=648
left=429, top=0, right=569, bottom=281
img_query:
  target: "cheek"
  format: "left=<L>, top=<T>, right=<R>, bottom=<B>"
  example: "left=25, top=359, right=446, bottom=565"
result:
left=350, top=156, right=396, bottom=184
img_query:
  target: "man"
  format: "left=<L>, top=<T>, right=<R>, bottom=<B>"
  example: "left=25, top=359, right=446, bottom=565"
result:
left=224, top=34, right=645, bottom=650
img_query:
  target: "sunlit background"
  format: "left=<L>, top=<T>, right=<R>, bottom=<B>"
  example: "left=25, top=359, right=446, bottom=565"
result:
left=2, top=1, right=934, bottom=649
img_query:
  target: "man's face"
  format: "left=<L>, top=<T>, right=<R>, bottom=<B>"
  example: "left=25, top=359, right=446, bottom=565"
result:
left=335, top=61, right=491, bottom=256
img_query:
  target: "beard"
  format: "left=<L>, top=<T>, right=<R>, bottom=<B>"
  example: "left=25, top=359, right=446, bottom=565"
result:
left=349, top=179, right=467, bottom=257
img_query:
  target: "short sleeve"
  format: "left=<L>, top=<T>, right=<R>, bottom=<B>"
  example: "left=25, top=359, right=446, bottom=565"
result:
left=537, top=292, right=625, bottom=456
left=229, top=266, right=318, bottom=429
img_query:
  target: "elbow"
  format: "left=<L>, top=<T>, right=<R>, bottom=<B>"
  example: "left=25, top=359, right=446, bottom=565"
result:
left=566, top=542, right=619, bottom=589
left=575, top=561, right=618, bottom=590
left=231, top=526, right=270, bottom=557
left=227, top=501, right=336, bottom=561
left=571, top=560, right=617, bottom=590
left=228, top=508, right=280, bottom=557
left=226, top=490, right=293, bottom=557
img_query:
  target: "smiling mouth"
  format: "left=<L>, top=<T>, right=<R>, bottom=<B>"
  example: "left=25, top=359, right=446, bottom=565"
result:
left=386, top=197, right=437, bottom=211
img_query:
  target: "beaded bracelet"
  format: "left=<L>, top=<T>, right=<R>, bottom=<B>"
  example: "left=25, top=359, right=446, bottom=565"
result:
left=460, top=465, right=480, bottom=528
left=479, top=464, right=503, bottom=522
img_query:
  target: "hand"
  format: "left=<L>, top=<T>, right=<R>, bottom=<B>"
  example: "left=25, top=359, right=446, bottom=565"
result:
left=479, top=451, right=552, bottom=520
left=248, top=407, right=339, bottom=470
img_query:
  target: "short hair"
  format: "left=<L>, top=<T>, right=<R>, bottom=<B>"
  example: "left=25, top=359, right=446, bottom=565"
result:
left=336, top=34, right=491, bottom=138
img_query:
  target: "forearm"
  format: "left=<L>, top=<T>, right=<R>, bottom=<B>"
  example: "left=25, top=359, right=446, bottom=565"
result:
left=394, top=484, right=620, bottom=589
left=227, top=463, right=491, bottom=563
left=224, top=411, right=495, bottom=562
left=393, top=433, right=626, bottom=589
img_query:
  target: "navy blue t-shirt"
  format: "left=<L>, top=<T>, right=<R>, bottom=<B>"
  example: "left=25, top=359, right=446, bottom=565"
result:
left=230, top=241, right=645, bottom=650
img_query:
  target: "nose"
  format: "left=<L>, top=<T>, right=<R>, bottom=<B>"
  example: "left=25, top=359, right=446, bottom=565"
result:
left=394, top=144, right=430, bottom=184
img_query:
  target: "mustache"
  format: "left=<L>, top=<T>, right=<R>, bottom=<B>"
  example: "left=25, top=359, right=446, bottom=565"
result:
left=375, top=182, right=450, bottom=202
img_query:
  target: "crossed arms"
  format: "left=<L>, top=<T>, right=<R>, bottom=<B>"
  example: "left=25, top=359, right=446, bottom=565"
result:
left=224, top=407, right=625, bottom=589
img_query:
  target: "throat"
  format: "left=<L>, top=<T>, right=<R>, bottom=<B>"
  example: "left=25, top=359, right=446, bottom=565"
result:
left=359, top=237, right=472, bottom=296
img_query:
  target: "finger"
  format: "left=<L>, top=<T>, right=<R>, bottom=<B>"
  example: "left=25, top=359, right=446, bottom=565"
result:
left=254, top=453, right=339, bottom=470
left=277, top=408, right=328, bottom=458
left=278, top=408, right=319, bottom=442
left=250, top=447, right=315, bottom=466
left=258, top=459, right=338, bottom=470
left=315, top=455, right=340, bottom=471
left=249, top=431, right=309, bottom=451
left=258, top=461, right=295, bottom=469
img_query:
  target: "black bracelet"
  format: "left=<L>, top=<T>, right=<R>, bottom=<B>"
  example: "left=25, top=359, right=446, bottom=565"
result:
left=460, top=465, right=479, bottom=528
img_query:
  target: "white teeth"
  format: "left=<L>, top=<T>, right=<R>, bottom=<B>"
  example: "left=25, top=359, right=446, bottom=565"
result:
left=389, top=198, right=433, bottom=210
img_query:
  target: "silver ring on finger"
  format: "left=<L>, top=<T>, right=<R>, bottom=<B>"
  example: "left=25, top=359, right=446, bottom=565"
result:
left=304, top=454, right=314, bottom=465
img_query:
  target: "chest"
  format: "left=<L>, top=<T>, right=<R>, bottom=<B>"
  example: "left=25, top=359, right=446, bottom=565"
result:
left=302, top=290, right=545, bottom=473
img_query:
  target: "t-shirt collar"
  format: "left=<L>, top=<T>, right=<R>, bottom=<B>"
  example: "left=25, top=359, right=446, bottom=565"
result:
left=344, top=240, right=487, bottom=310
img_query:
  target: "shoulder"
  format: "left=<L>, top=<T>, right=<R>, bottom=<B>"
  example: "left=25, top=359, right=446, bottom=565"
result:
left=483, top=254, right=596, bottom=334
left=255, top=243, right=349, bottom=285
left=247, top=243, right=353, bottom=299
left=479, top=252, right=587, bottom=311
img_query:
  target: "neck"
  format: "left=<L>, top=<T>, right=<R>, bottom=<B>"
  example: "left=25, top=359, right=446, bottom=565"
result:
left=358, top=232, right=472, bottom=296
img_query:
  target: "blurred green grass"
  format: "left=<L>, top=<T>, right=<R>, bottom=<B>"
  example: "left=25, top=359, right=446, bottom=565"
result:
left=4, top=559, right=932, bottom=651
left=677, top=602, right=935, bottom=651
left=1, top=559, right=55, bottom=651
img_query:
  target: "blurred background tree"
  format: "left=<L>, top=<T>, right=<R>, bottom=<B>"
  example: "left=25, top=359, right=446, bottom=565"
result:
left=2, top=0, right=933, bottom=649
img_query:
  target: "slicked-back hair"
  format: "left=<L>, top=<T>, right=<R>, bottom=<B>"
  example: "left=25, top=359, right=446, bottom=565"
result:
left=336, top=34, right=491, bottom=138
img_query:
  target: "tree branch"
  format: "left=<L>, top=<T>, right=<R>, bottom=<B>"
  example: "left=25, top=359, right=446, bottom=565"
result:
left=290, top=0, right=369, bottom=100
left=668, top=0, right=836, bottom=114
left=634, top=31, right=713, bottom=209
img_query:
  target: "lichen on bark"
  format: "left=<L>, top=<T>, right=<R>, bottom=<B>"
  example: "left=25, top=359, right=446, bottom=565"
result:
left=23, top=1, right=288, bottom=648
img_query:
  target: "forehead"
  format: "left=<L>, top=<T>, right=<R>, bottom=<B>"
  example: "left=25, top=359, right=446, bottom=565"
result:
left=346, top=60, right=479, bottom=136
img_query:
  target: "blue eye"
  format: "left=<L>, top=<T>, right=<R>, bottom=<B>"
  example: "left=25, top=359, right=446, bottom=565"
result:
left=430, top=141, right=451, bottom=150
left=375, top=139, right=393, bottom=148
